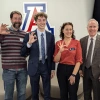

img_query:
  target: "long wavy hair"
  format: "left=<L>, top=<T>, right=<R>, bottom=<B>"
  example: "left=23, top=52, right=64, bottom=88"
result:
left=59, top=22, right=75, bottom=40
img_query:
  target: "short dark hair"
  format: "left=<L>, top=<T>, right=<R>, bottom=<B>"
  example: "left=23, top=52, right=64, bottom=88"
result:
left=10, top=11, right=22, bottom=19
left=34, top=12, right=48, bottom=21
left=60, top=22, right=75, bottom=39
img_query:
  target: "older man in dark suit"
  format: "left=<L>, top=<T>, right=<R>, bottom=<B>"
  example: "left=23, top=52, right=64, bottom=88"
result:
left=80, top=19, right=100, bottom=100
left=21, top=12, right=55, bottom=100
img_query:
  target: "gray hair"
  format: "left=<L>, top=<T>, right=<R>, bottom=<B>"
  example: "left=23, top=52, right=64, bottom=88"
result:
left=88, top=18, right=99, bottom=26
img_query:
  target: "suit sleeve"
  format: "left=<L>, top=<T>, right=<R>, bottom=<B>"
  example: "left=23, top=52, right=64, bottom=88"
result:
left=79, top=39, right=83, bottom=70
left=20, top=33, right=30, bottom=57
left=53, top=41, right=60, bottom=57
left=51, top=35, right=55, bottom=70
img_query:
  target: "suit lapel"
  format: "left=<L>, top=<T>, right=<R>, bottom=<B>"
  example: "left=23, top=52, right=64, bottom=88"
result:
left=92, top=35, right=100, bottom=61
left=32, top=30, right=39, bottom=53
left=45, top=31, right=49, bottom=53
left=84, top=36, right=88, bottom=59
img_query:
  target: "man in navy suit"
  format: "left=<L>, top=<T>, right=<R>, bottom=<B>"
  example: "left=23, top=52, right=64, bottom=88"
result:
left=21, top=12, right=55, bottom=100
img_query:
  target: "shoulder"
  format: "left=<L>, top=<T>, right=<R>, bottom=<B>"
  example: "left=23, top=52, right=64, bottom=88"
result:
left=25, top=32, right=30, bottom=36
left=80, top=35, right=88, bottom=41
left=19, top=30, right=27, bottom=38
left=71, top=39, right=81, bottom=46
left=45, top=30, right=54, bottom=36
left=22, top=32, right=30, bottom=40
left=72, top=39, right=79, bottom=42
left=20, top=30, right=26, bottom=33
left=55, top=40, right=62, bottom=44
left=97, top=34, right=100, bottom=38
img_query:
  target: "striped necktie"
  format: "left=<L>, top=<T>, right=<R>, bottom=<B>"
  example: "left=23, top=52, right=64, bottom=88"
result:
left=41, top=33, right=45, bottom=64
left=86, top=38, right=93, bottom=68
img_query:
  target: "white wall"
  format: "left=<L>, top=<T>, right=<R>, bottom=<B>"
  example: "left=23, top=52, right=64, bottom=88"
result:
left=0, top=0, right=95, bottom=74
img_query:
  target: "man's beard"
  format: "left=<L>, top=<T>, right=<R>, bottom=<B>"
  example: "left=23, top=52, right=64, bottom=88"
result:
left=13, top=22, right=22, bottom=29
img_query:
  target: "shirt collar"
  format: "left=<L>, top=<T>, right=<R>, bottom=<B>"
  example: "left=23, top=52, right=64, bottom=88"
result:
left=88, top=34, right=97, bottom=41
left=37, top=29, right=45, bottom=36
left=9, top=26, right=22, bottom=32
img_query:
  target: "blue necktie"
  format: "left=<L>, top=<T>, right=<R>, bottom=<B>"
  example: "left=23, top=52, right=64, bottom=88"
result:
left=41, top=33, right=45, bottom=64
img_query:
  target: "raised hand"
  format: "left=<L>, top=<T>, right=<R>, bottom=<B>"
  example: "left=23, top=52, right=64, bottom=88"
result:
left=57, top=41, right=68, bottom=53
left=28, top=32, right=37, bottom=44
left=0, top=24, right=10, bottom=34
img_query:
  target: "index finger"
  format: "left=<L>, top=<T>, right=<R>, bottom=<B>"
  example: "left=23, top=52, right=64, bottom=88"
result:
left=2, top=23, right=9, bottom=27
left=30, top=32, right=35, bottom=36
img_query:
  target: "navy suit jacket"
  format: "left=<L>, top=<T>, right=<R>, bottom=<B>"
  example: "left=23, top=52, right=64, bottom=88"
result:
left=21, top=30, right=55, bottom=76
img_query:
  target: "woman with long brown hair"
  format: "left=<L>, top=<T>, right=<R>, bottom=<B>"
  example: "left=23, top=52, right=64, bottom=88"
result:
left=54, top=22, right=82, bottom=100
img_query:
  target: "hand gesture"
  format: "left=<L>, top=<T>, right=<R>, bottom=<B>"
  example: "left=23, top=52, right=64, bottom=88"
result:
left=28, top=32, right=37, bottom=44
left=57, top=41, right=68, bottom=53
left=0, top=24, right=10, bottom=34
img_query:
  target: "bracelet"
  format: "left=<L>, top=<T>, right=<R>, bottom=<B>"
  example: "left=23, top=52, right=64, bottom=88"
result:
left=72, top=74, right=76, bottom=77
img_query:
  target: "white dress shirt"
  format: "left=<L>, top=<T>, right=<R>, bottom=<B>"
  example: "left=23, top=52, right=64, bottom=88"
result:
left=86, top=34, right=97, bottom=63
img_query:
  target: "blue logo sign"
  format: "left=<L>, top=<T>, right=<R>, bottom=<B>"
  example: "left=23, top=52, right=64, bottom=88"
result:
left=22, top=2, right=54, bottom=34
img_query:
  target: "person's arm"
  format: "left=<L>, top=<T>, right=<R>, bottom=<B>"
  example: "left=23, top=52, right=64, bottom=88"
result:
left=54, top=41, right=61, bottom=62
left=54, top=50, right=61, bottom=62
left=72, top=41, right=82, bottom=75
left=20, top=33, right=30, bottom=57
left=79, top=39, right=84, bottom=77
left=54, top=41, right=66, bottom=62
left=0, top=24, right=9, bottom=43
left=51, top=35, right=55, bottom=70
left=21, top=32, right=37, bottom=57
left=72, top=62, right=81, bottom=75
left=68, top=62, right=81, bottom=85
left=50, top=35, right=55, bottom=78
left=0, top=24, right=10, bottom=34
left=68, top=41, right=82, bottom=85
